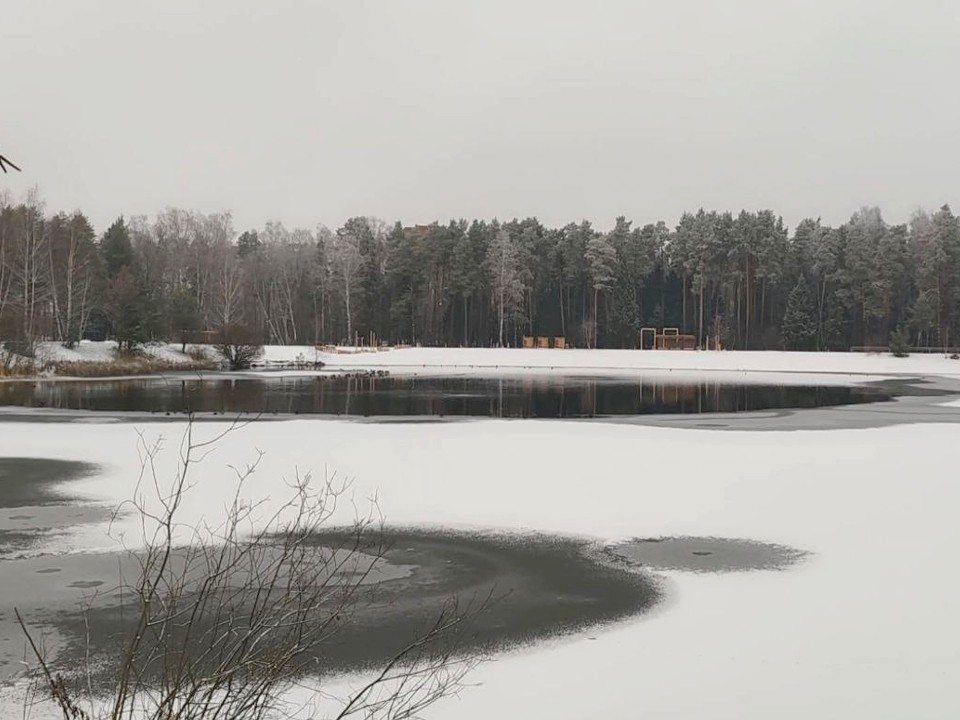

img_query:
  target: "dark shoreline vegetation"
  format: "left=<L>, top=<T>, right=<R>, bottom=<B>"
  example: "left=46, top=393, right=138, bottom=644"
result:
left=2, top=199, right=960, bottom=360
left=0, top=345, right=219, bottom=379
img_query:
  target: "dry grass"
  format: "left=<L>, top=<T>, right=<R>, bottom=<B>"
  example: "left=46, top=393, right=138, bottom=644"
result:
left=1, top=342, right=220, bottom=379
left=0, top=349, right=37, bottom=377
left=185, top=344, right=209, bottom=362
left=46, top=356, right=218, bottom=378
left=0, top=363, right=37, bottom=378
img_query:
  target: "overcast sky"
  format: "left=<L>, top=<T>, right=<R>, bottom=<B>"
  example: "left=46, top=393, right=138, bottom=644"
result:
left=3, top=0, right=959, bottom=234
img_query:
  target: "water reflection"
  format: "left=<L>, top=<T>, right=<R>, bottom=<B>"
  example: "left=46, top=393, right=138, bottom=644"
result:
left=0, top=375, right=888, bottom=418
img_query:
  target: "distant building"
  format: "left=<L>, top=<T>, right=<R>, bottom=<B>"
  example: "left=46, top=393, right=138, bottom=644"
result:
left=403, top=224, right=432, bottom=239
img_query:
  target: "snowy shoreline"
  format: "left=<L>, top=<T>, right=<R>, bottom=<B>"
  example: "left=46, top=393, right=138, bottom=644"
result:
left=312, top=345, right=960, bottom=378
left=11, top=341, right=960, bottom=384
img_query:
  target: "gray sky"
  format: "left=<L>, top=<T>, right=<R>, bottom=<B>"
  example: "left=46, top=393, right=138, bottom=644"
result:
left=3, top=0, right=959, bottom=234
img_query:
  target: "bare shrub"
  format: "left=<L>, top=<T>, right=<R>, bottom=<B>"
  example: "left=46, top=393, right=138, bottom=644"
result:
left=215, top=324, right=264, bottom=370
left=186, top=344, right=209, bottom=362
left=0, top=343, right=36, bottom=377
left=16, top=419, right=481, bottom=719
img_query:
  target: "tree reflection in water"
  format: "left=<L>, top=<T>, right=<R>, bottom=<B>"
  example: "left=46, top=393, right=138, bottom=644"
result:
left=0, top=375, right=889, bottom=418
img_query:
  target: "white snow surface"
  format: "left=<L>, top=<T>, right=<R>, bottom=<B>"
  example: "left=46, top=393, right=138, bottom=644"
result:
left=312, top=345, right=960, bottom=379
left=33, top=340, right=206, bottom=366
left=2, top=413, right=959, bottom=719
left=34, top=339, right=119, bottom=363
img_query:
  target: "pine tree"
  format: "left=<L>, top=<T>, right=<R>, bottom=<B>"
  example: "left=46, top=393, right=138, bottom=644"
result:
left=781, top=276, right=817, bottom=350
left=99, top=217, right=148, bottom=349
left=100, top=217, right=137, bottom=278
left=889, top=324, right=910, bottom=357
left=106, top=266, right=147, bottom=351
left=585, top=233, right=617, bottom=348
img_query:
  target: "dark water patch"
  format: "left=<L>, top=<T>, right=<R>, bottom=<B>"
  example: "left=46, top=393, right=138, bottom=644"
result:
left=0, top=458, right=97, bottom=508
left=303, top=530, right=660, bottom=672
left=68, top=580, right=104, bottom=589
left=6, top=530, right=658, bottom=689
left=0, top=459, right=107, bottom=559
left=870, top=376, right=959, bottom=398
left=0, top=375, right=890, bottom=418
left=606, top=536, right=808, bottom=573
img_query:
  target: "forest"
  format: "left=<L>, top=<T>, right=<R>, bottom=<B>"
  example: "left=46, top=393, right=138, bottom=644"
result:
left=2, top=189, right=959, bottom=352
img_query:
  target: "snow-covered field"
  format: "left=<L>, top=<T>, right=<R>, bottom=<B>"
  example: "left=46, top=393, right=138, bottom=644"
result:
left=2, top=401, right=960, bottom=718
left=313, top=345, right=960, bottom=379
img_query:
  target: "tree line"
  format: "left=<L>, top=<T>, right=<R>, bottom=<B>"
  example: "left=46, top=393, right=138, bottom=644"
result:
left=2, top=189, right=959, bottom=351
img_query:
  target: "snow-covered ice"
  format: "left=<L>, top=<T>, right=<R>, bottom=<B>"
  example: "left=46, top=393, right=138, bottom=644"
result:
left=1, top=406, right=959, bottom=718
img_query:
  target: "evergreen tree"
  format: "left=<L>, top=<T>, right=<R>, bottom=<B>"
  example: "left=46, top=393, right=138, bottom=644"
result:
left=781, top=276, right=818, bottom=350
left=106, top=266, right=147, bottom=350
left=99, top=217, right=147, bottom=349
left=584, top=233, right=617, bottom=348
left=170, top=287, right=202, bottom=350
left=236, top=230, right=261, bottom=258
left=100, top=217, right=137, bottom=278
left=889, top=324, right=910, bottom=357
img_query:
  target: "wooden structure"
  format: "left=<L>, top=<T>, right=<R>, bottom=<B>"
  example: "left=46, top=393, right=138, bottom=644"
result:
left=178, top=329, right=221, bottom=345
left=402, top=224, right=432, bottom=239
left=639, top=327, right=657, bottom=350
left=522, top=336, right=567, bottom=349
left=639, top=327, right=697, bottom=350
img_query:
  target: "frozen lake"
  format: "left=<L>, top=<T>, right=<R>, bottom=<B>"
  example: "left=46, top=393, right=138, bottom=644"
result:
left=0, top=374, right=889, bottom=417
left=2, top=354, right=960, bottom=719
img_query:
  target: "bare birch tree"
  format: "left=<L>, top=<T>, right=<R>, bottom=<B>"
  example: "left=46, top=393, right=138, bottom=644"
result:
left=10, top=187, right=50, bottom=348
left=486, top=228, right=522, bottom=347
left=0, top=192, right=15, bottom=332
left=47, top=211, right=97, bottom=345
left=213, top=246, right=245, bottom=328
left=329, top=230, right=363, bottom=344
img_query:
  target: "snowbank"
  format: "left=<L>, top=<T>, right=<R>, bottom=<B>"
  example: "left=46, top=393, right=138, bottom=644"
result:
left=34, top=339, right=119, bottom=364
left=2, top=417, right=959, bottom=719
left=34, top=340, right=204, bottom=366
left=314, top=346, right=960, bottom=379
